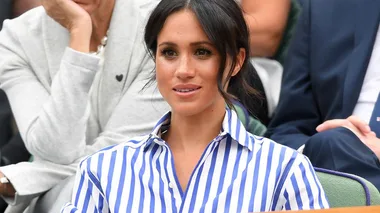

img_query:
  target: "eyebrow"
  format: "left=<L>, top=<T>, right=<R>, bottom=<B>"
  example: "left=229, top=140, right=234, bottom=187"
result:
left=158, top=41, right=213, bottom=47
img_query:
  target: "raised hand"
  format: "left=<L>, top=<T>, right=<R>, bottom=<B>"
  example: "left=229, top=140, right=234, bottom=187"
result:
left=41, top=0, right=92, bottom=52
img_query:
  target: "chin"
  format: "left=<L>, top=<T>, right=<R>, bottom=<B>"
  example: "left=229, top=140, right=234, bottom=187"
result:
left=170, top=103, right=205, bottom=117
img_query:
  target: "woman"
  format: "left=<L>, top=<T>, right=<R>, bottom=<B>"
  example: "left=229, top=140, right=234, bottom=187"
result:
left=0, top=0, right=168, bottom=212
left=62, top=0, right=329, bottom=212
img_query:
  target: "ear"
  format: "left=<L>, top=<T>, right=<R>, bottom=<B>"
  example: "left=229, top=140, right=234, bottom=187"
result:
left=231, top=48, right=246, bottom=77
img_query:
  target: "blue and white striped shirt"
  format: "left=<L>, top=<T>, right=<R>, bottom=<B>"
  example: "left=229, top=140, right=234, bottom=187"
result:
left=62, top=108, right=329, bottom=213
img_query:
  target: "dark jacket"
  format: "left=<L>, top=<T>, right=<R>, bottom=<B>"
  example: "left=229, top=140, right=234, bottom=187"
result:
left=266, top=0, right=380, bottom=149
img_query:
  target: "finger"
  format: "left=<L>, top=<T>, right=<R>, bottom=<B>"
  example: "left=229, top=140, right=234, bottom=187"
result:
left=362, top=131, right=377, bottom=137
left=366, top=131, right=377, bottom=138
left=344, top=126, right=367, bottom=142
left=359, top=132, right=379, bottom=153
left=316, top=119, right=367, bottom=141
left=316, top=119, right=350, bottom=132
left=347, top=115, right=371, bottom=134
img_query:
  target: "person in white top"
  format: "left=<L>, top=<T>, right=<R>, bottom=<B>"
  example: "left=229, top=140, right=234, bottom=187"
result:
left=266, top=0, right=380, bottom=190
left=0, top=0, right=169, bottom=212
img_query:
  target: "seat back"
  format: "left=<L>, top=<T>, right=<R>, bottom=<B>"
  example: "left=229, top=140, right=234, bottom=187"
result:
left=233, top=101, right=267, bottom=136
left=315, top=167, right=380, bottom=207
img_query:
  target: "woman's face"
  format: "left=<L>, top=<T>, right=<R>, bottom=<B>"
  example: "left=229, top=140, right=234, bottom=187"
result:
left=156, top=10, right=226, bottom=117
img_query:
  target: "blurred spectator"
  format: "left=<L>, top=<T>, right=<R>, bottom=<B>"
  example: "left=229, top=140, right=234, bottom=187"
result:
left=241, top=0, right=291, bottom=58
left=0, top=0, right=12, bottom=29
left=266, top=0, right=380, bottom=190
left=0, top=0, right=40, bottom=212
left=0, top=0, right=169, bottom=212
left=236, top=0, right=292, bottom=125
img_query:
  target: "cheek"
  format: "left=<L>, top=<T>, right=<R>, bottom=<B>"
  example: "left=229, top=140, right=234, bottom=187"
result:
left=155, top=59, right=174, bottom=92
left=196, top=60, right=220, bottom=84
left=156, top=57, right=177, bottom=75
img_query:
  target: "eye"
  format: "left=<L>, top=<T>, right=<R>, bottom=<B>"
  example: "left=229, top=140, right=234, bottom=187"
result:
left=161, top=49, right=178, bottom=59
left=195, top=48, right=212, bottom=58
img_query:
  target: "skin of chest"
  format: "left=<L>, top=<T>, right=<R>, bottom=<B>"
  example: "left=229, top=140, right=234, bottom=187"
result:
left=170, top=144, right=207, bottom=192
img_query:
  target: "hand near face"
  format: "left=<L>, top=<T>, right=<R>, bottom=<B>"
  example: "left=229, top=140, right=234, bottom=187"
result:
left=42, top=0, right=92, bottom=52
left=42, top=0, right=91, bottom=32
left=316, top=116, right=380, bottom=159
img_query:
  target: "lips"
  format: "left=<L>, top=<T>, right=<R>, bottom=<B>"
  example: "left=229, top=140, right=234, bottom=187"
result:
left=173, top=84, right=201, bottom=92
left=173, top=84, right=201, bottom=94
left=174, top=88, right=200, bottom=93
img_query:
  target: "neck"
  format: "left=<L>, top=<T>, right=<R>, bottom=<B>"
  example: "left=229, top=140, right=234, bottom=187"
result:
left=89, top=0, right=115, bottom=51
left=164, top=100, right=226, bottom=152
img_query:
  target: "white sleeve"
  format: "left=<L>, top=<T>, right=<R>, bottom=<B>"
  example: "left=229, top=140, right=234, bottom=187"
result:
left=0, top=157, right=78, bottom=205
left=0, top=21, right=100, bottom=164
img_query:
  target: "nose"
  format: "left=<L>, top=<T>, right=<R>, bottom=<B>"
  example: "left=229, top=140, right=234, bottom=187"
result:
left=175, top=55, right=195, bottom=79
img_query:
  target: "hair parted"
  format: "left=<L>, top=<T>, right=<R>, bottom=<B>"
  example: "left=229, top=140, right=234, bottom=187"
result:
left=144, top=0, right=261, bottom=115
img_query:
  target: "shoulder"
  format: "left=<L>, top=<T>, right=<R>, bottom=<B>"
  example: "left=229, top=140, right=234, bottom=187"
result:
left=262, top=137, right=315, bottom=182
left=0, top=6, right=59, bottom=55
left=251, top=135, right=309, bottom=169
left=304, top=0, right=356, bottom=22
left=243, top=135, right=314, bottom=191
left=259, top=137, right=316, bottom=189
left=137, top=0, right=161, bottom=10
left=1, top=6, right=46, bottom=38
left=79, top=134, right=151, bottom=175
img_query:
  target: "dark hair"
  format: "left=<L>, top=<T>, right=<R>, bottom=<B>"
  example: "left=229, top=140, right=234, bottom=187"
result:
left=144, top=0, right=261, bottom=116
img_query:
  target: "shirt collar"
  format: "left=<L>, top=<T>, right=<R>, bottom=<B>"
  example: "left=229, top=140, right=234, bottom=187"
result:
left=144, top=108, right=254, bottom=151
left=221, top=107, right=254, bottom=151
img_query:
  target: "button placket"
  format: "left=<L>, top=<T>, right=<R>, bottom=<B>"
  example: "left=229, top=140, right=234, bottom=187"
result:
left=168, top=182, right=175, bottom=189
left=162, top=145, right=183, bottom=209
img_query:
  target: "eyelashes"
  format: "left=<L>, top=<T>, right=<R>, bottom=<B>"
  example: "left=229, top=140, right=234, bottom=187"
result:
left=161, top=49, right=177, bottom=59
left=194, top=48, right=212, bottom=57
left=159, top=47, right=213, bottom=60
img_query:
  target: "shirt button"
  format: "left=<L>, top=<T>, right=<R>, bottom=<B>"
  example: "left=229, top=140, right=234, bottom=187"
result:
left=169, top=182, right=174, bottom=189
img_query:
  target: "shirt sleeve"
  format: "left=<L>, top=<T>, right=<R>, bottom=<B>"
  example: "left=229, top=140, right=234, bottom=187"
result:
left=281, top=155, right=329, bottom=210
left=0, top=157, right=77, bottom=205
left=61, top=157, right=108, bottom=213
left=0, top=20, right=100, bottom=164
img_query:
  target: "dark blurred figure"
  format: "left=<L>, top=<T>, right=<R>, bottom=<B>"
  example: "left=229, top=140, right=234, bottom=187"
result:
left=266, top=0, right=380, bottom=191
left=0, top=0, right=41, bottom=211
left=0, top=1, right=12, bottom=29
